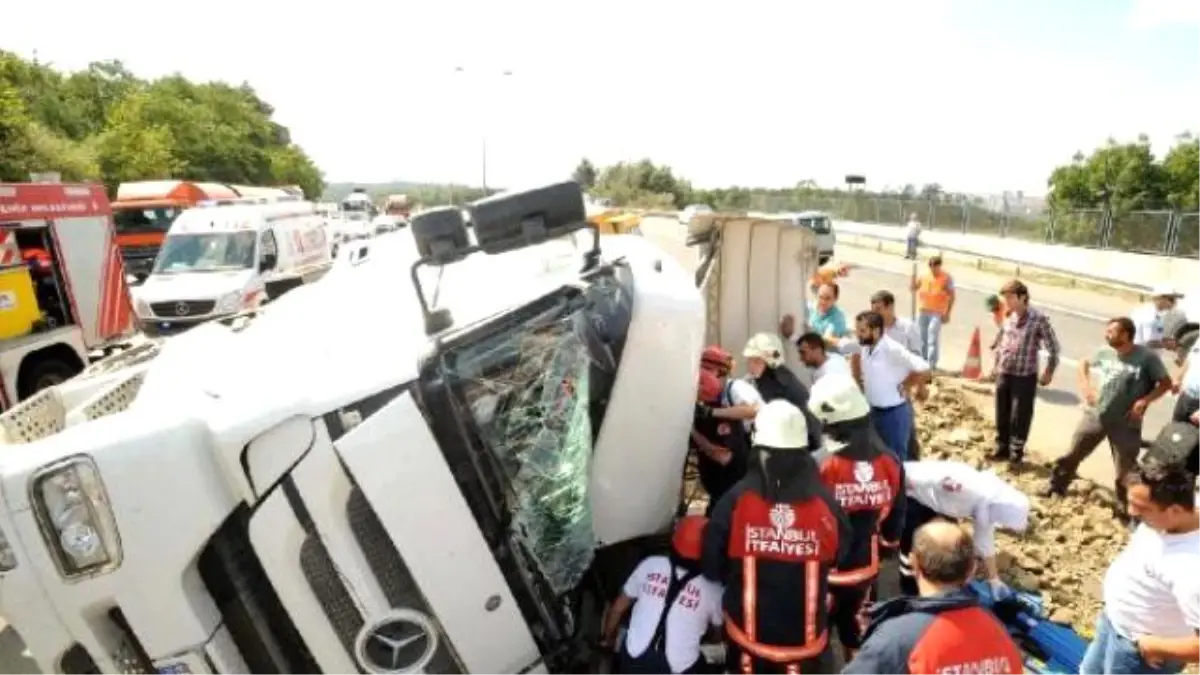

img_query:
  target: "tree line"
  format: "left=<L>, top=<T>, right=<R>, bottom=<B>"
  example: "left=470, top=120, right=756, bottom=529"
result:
left=0, top=50, right=324, bottom=198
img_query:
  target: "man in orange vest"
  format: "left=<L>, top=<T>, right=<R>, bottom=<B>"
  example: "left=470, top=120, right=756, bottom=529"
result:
left=909, top=255, right=956, bottom=370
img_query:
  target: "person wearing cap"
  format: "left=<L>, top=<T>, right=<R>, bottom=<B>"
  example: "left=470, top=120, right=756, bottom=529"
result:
left=897, top=459, right=1031, bottom=599
left=844, top=521, right=1023, bottom=674
left=741, top=332, right=823, bottom=450
left=849, top=310, right=931, bottom=461
left=1130, top=286, right=1184, bottom=350
left=694, top=369, right=754, bottom=514
left=702, top=399, right=851, bottom=674
left=904, top=213, right=922, bottom=260
left=808, top=374, right=906, bottom=662
left=602, top=515, right=724, bottom=674
left=990, top=279, right=1060, bottom=464
left=909, top=255, right=955, bottom=370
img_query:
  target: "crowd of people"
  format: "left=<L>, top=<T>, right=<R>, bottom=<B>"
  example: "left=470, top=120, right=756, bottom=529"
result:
left=600, top=258, right=1199, bottom=675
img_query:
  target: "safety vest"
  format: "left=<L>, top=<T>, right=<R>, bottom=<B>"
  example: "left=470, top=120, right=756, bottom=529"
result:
left=917, top=272, right=952, bottom=315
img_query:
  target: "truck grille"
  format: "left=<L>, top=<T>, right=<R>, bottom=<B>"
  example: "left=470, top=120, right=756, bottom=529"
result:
left=197, top=487, right=462, bottom=673
left=150, top=300, right=216, bottom=318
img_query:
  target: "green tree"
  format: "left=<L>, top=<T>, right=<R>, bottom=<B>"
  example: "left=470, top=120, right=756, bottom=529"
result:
left=572, top=158, right=598, bottom=189
left=1162, top=132, right=1199, bottom=211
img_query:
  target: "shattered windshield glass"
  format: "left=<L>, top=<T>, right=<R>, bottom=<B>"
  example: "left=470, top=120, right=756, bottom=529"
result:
left=442, top=273, right=631, bottom=594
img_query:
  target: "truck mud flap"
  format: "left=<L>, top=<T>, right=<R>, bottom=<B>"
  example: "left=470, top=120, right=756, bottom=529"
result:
left=264, top=276, right=305, bottom=301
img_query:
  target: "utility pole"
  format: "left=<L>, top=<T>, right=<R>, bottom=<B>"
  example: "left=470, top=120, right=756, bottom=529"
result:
left=456, top=67, right=511, bottom=196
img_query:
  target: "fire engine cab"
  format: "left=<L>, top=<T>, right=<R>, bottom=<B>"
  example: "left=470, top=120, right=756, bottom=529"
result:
left=0, top=183, right=137, bottom=409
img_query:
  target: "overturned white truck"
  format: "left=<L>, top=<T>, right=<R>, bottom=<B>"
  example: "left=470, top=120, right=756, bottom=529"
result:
left=0, top=184, right=817, bottom=675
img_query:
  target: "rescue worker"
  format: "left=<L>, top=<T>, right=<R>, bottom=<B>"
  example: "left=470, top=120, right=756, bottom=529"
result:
left=808, top=373, right=906, bottom=662
left=602, top=516, right=724, bottom=674
left=742, top=332, right=823, bottom=450
left=843, top=521, right=1023, bottom=674
left=899, top=459, right=1031, bottom=599
left=702, top=399, right=851, bottom=674
left=1130, top=285, right=1184, bottom=350
left=909, top=254, right=955, bottom=370
left=693, top=370, right=753, bottom=514
left=696, top=345, right=762, bottom=432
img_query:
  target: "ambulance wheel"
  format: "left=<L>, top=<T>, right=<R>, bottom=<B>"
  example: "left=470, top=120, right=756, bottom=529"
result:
left=18, top=358, right=78, bottom=400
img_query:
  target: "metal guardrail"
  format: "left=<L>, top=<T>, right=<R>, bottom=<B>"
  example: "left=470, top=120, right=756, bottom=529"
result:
left=738, top=195, right=1198, bottom=259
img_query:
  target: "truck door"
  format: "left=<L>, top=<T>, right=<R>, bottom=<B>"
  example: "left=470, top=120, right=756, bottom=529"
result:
left=46, top=186, right=137, bottom=346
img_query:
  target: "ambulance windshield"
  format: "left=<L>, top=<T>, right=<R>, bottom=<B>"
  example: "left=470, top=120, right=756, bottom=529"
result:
left=438, top=271, right=632, bottom=594
left=154, top=231, right=257, bottom=273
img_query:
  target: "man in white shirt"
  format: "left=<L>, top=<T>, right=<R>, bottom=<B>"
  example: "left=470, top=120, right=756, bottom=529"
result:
left=1130, top=286, right=1184, bottom=350
left=904, top=213, right=922, bottom=259
left=899, top=460, right=1031, bottom=598
left=871, top=289, right=923, bottom=354
left=1083, top=459, right=1199, bottom=674
left=796, top=331, right=851, bottom=381
left=602, top=515, right=723, bottom=674
left=850, top=310, right=931, bottom=461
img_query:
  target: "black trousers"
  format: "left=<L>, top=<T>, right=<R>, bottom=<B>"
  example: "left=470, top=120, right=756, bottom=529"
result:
left=725, top=640, right=833, bottom=674
left=1170, top=393, right=1199, bottom=476
left=1052, top=410, right=1142, bottom=512
left=898, top=499, right=944, bottom=596
left=994, top=373, right=1038, bottom=459
left=829, top=579, right=876, bottom=650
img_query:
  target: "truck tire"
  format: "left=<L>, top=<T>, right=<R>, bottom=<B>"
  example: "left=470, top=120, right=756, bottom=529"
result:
left=18, top=358, right=80, bottom=400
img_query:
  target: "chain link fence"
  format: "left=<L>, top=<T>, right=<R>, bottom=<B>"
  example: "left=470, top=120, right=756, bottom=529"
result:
left=743, top=194, right=1198, bottom=258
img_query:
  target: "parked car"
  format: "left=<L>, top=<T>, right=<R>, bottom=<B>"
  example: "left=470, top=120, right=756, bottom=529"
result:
left=780, top=210, right=836, bottom=264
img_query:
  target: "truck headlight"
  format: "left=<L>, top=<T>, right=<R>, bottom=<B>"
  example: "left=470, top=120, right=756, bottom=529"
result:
left=31, top=457, right=122, bottom=579
left=0, top=526, right=17, bottom=572
left=215, top=291, right=241, bottom=314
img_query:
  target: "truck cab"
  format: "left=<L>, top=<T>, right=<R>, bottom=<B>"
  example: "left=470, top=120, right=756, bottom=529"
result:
left=0, top=186, right=818, bottom=674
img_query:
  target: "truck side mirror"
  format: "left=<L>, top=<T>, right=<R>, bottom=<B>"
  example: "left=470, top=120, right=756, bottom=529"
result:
left=259, top=253, right=277, bottom=272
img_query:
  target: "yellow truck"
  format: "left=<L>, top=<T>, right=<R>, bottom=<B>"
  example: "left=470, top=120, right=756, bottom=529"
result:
left=585, top=196, right=643, bottom=236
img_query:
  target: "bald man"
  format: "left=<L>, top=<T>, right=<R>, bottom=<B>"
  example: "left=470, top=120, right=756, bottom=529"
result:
left=843, top=522, right=1022, bottom=674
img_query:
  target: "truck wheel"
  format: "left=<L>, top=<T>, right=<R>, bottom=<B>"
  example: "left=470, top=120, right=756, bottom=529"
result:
left=18, top=358, right=79, bottom=400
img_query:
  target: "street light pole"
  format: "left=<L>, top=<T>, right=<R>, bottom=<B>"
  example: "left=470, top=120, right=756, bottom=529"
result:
left=456, top=67, right=511, bottom=196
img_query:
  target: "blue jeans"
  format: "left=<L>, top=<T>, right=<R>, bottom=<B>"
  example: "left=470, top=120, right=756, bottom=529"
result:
left=870, top=402, right=912, bottom=461
left=1080, top=613, right=1184, bottom=675
left=905, top=235, right=918, bottom=258
left=917, top=311, right=943, bottom=369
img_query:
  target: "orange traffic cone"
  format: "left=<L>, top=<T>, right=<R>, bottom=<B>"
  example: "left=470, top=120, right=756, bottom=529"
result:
left=961, top=327, right=983, bottom=380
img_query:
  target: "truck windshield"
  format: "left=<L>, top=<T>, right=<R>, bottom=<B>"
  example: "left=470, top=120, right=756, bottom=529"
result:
left=433, top=271, right=633, bottom=595
left=800, top=216, right=832, bottom=234
left=112, top=206, right=182, bottom=235
left=153, top=231, right=257, bottom=274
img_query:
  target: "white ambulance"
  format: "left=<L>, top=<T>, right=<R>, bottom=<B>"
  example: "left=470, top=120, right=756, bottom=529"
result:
left=0, top=182, right=137, bottom=408
left=132, top=199, right=333, bottom=336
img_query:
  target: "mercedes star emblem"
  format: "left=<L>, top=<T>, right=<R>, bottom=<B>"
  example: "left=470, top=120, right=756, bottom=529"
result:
left=174, top=301, right=190, bottom=317
left=354, top=609, right=439, bottom=674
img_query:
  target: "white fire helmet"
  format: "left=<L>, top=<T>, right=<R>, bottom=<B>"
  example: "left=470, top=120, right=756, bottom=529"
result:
left=808, top=373, right=870, bottom=426
left=743, top=332, right=785, bottom=368
left=753, top=399, right=810, bottom=450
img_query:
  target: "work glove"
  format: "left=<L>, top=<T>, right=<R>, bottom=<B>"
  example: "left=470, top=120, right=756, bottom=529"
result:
left=988, top=578, right=1014, bottom=602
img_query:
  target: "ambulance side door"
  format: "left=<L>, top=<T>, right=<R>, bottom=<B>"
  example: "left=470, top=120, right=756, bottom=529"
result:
left=52, top=211, right=136, bottom=346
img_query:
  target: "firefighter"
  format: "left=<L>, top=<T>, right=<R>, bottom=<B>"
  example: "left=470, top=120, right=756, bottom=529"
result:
left=701, top=399, right=851, bottom=674
left=692, top=369, right=752, bottom=514
left=807, top=373, right=906, bottom=663
left=742, top=332, right=823, bottom=450
left=696, top=344, right=762, bottom=431
left=602, top=515, right=723, bottom=674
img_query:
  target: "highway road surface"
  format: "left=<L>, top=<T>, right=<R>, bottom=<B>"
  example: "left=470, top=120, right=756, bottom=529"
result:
left=0, top=215, right=1179, bottom=673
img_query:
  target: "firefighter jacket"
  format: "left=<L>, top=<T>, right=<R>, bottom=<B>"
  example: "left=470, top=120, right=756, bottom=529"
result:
left=815, top=424, right=906, bottom=586
left=700, top=453, right=851, bottom=664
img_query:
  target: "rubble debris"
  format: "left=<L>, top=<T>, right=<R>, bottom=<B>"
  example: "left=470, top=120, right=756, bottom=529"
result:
left=917, top=380, right=1124, bottom=638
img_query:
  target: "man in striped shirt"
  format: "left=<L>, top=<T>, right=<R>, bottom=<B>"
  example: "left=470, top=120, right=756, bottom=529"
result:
left=989, top=280, right=1061, bottom=465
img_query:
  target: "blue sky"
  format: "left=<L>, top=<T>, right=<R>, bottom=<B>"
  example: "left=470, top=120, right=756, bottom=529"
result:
left=1, top=0, right=1196, bottom=195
